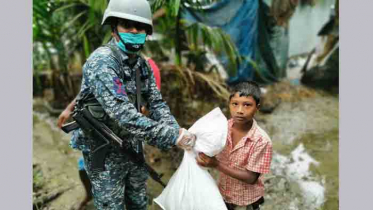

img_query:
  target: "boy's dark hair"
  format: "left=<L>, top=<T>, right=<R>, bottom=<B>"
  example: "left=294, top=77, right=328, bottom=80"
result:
left=229, top=81, right=261, bottom=105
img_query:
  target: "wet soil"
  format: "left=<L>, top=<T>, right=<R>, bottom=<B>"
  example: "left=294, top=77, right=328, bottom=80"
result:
left=33, top=110, right=93, bottom=210
left=258, top=81, right=339, bottom=210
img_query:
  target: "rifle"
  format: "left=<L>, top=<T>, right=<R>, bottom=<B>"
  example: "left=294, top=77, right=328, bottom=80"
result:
left=62, top=107, right=166, bottom=188
left=61, top=121, right=79, bottom=134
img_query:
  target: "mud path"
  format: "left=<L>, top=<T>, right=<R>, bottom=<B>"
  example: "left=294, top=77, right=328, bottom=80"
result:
left=33, top=111, right=92, bottom=210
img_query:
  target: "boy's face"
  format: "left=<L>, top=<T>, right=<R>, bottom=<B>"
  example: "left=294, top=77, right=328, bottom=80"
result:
left=229, top=93, right=259, bottom=125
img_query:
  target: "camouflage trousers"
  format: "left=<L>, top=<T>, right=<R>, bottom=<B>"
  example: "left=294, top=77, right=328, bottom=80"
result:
left=83, top=151, right=148, bottom=210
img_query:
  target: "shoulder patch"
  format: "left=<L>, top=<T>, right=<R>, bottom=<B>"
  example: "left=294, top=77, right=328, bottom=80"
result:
left=113, top=77, right=127, bottom=96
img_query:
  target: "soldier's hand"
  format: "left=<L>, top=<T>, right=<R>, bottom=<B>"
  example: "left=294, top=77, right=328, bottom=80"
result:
left=176, top=128, right=196, bottom=150
left=57, top=109, right=72, bottom=128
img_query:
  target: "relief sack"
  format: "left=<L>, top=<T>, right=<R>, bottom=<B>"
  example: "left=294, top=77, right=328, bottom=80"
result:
left=154, top=107, right=228, bottom=210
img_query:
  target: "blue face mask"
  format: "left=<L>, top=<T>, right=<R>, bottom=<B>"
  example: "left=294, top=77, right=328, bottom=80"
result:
left=116, top=32, right=147, bottom=54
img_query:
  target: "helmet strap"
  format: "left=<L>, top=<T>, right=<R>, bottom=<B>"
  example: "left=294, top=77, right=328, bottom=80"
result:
left=114, top=27, right=126, bottom=49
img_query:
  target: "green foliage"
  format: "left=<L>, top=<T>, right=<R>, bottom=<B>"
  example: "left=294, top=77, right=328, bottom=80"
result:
left=150, top=0, right=241, bottom=75
left=185, top=22, right=240, bottom=76
left=33, top=0, right=244, bottom=102
left=33, top=164, right=44, bottom=192
left=56, top=0, right=111, bottom=58
left=33, top=0, right=81, bottom=99
left=33, top=0, right=110, bottom=73
left=151, top=0, right=217, bottom=14
left=34, top=0, right=240, bottom=75
left=33, top=0, right=62, bottom=71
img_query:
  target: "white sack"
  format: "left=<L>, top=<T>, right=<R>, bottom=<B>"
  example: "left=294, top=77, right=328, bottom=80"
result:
left=154, top=107, right=228, bottom=210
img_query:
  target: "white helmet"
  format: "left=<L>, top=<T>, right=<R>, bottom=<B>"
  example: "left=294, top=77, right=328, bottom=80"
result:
left=102, top=0, right=153, bottom=35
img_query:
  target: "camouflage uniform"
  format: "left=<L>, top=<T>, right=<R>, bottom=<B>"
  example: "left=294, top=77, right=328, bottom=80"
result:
left=70, top=38, right=179, bottom=210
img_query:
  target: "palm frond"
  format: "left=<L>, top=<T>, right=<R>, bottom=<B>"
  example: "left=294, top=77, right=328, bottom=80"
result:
left=150, top=0, right=166, bottom=12
left=102, top=31, right=113, bottom=45
left=54, top=2, right=86, bottom=13
left=171, top=0, right=181, bottom=16
left=185, top=22, right=240, bottom=66
left=63, top=11, right=87, bottom=31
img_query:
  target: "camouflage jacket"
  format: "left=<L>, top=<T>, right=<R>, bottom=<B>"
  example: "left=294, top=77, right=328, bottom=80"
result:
left=70, top=38, right=179, bottom=152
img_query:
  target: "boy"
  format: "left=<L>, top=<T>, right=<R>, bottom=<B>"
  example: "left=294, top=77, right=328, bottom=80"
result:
left=196, top=81, right=272, bottom=210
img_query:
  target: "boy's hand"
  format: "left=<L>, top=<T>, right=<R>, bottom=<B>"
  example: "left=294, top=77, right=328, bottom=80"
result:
left=57, top=98, right=76, bottom=128
left=57, top=109, right=72, bottom=128
left=140, top=106, right=150, bottom=116
left=196, top=153, right=218, bottom=168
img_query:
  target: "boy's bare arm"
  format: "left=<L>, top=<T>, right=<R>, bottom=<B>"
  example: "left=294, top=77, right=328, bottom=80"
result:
left=57, top=97, right=77, bottom=128
left=196, top=153, right=260, bottom=184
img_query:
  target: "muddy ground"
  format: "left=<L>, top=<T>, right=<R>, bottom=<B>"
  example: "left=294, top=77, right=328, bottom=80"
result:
left=33, top=81, right=338, bottom=210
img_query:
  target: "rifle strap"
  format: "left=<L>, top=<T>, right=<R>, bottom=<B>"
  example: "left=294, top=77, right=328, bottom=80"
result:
left=135, top=66, right=141, bottom=113
left=135, top=63, right=144, bottom=156
left=104, top=43, right=145, bottom=156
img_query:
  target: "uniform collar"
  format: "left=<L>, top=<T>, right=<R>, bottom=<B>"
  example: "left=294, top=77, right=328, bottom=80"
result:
left=108, top=38, right=130, bottom=62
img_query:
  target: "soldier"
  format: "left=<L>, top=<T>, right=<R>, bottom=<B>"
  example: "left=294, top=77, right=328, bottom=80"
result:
left=57, top=57, right=163, bottom=210
left=67, top=0, right=196, bottom=209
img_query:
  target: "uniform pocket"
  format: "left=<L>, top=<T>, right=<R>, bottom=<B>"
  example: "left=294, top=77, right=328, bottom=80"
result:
left=87, top=105, right=106, bottom=120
